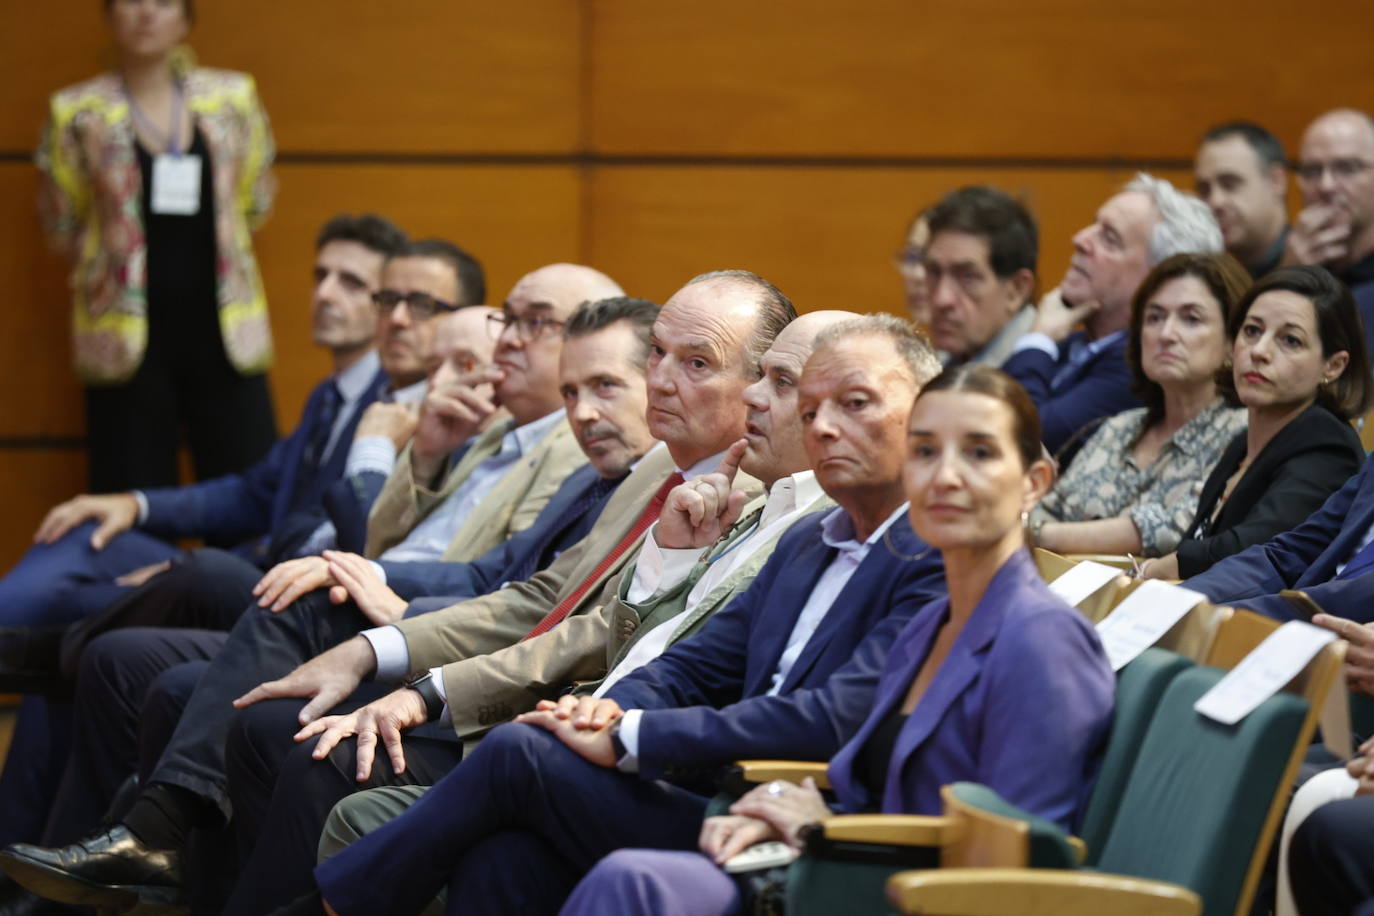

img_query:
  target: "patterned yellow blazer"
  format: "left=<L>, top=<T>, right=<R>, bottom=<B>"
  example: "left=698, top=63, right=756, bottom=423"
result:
left=36, top=67, right=276, bottom=384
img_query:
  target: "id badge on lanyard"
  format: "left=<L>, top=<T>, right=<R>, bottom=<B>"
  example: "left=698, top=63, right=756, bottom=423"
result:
left=128, top=80, right=202, bottom=215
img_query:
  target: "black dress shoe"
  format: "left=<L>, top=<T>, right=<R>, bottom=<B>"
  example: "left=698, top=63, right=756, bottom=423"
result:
left=0, top=627, right=67, bottom=695
left=0, top=826, right=182, bottom=909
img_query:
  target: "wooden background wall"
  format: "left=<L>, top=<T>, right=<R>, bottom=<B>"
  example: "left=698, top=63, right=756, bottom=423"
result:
left=0, top=0, right=1365, bottom=567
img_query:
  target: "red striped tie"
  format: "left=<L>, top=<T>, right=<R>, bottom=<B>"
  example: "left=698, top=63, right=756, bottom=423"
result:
left=522, top=472, right=684, bottom=640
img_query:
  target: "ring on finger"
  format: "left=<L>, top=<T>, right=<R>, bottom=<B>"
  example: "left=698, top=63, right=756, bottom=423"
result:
left=767, top=780, right=785, bottom=797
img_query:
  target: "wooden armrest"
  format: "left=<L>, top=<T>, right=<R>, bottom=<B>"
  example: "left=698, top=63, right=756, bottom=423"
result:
left=1066, top=835, right=1086, bottom=864
left=886, top=868, right=1200, bottom=916
left=818, top=814, right=954, bottom=846
left=1062, top=554, right=1134, bottom=571
left=734, top=760, right=831, bottom=790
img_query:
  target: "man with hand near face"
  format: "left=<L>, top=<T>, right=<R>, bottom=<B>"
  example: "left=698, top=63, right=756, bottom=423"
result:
left=1002, top=173, right=1222, bottom=457
left=309, top=315, right=948, bottom=916
left=1287, top=109, right=1374, bottom=356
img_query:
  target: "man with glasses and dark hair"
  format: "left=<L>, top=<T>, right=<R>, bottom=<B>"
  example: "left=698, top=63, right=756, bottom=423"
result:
left=1288, top=109, right=1374, bottom=356
left=1195, top=121, right=1291, bottom=277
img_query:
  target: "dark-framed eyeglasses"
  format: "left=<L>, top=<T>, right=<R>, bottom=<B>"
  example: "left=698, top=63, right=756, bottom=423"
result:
left=487, top=311, right=566, bottom=342
left=371, top=290, right=460, bottom=321
left=1295, top=159, right=1374, bottom=184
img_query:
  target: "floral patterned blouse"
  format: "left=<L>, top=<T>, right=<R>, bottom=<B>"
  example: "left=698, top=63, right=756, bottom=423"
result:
left=1030, top=399, right=1247, bottom=555
left=36, top=68, right=276, bottom=384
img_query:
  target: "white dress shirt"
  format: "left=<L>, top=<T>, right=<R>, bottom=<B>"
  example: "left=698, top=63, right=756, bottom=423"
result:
left=595, top=470, right=828, bottom=696
left=616, top=502, right=909, bottom=768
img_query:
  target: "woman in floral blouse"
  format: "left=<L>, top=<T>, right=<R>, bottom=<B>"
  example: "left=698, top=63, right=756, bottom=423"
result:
left=1028, top=253, right=1251, bottom=557
left=37, top=0, right=277, bottom=491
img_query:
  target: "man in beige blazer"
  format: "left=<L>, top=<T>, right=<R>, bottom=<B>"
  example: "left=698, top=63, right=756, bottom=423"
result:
left=252, top=262, right=623, bottom=613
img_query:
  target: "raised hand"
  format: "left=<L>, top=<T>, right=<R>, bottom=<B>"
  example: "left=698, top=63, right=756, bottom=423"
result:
left=1287, top=204, right=1353, bottom=267
left=355, top=401, right=420, bottom=451
left=411, top=362, right=504, bottom=483
left=1030, top=286, right=1099, bottom=344
left=656, top=439, right=750, bottom=550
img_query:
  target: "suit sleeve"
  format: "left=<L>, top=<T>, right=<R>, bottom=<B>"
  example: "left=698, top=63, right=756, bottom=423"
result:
left=322, top=471, right=389, bottom=554
left=1003, top=345, right=1137, bottom=456
left=1185, top=458, right=1371, bottom=604
left=1176, top=439, right=1364, bottom=578
left=141, top=434, right=292, bottom=542
left=975, top=612, right=1115, bottom=831
left=631, top=611, right=916, bottom=780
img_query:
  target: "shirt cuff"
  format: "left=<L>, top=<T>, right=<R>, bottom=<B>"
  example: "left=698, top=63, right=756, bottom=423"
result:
left=615, top=708, right=643, bottom=773
left=346, top=436, right=398, bottom=478
left=369, top=560, right=387, bottom=586
left=428, top=665, right=452, bottom=726
left=131, top=491, right=149, bottom=525
left=627, top=525, right=708, bottom=604
left=1011, top=332, right=1060, bottom=361
left=360, top=626, right=410, bottom=682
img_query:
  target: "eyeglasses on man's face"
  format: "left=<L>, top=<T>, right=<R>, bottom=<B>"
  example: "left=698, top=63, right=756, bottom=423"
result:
left=371, top=289, right=460, bottom=321
left=487, top=311, right=566, bottom=342
left=1295, top=159, right=1374, bottom=184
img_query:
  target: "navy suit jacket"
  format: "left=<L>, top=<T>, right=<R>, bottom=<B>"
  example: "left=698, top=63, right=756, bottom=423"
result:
left=140, top=368, right=389, bottom=559
left=378, top=463, right=622, bottom=605
left=1185, top=452, right=1374, bottom=622
left=606, top=510, right=948, bottom=781
left=828, top=549, right=1113, bottom=831
left=1002, top=331, right=1140, bottom=459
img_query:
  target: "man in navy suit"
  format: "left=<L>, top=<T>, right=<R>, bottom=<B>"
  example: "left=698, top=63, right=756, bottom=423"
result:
left=1001, top=173, right=1222, bottom=458
left=307, top=315, right=950, bottom=916
left=1183, top=452, right=1374, bottom=623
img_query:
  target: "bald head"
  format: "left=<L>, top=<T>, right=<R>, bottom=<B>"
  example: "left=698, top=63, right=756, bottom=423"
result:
left=739, top=310, right=860, bottom=485
left=506, top=264, right=625, bottom=319
left=1299, top=109, right=1374, bottom=246
left=429, top=306, right=499, bottom=377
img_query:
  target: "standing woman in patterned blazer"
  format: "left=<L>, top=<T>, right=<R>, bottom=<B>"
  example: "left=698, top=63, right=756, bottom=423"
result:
left=37, top=0, right=278, bottom=492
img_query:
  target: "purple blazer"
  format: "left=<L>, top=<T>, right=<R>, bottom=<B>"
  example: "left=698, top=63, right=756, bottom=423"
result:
left=827, top=548, right=1114, bottom=831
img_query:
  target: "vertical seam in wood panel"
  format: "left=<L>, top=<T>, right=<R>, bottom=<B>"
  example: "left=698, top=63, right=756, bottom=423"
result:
left=576, top=0, right=595, bottom=267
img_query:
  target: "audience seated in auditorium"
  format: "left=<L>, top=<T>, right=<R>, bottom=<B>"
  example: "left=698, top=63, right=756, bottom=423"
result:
left=1028, top=252, right=1247, bottom=557
left=922, top=186, right=1038, bottom=368
left=1001, top=172, right=1223, bottom=459
left=313, top=362, right=1110, bottom=916
left=0, top=269, right=790, bottom=912
left=1288, top=108, right=1374, bottom=356
left=1141, top=265, right=1368, bottom=579
left=1195, top=121, right=1292, bottom=277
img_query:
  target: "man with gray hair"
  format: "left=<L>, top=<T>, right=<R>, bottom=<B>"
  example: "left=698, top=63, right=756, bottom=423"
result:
left=1002, top=172, right=1222, bottom=457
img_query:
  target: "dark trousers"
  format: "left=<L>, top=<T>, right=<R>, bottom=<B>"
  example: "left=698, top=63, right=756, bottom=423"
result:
left=148, top=590, right=373, bottom=817
left=43, top=630, right=226, bottom=845
left=1290, top=792, right=1374, bottom=916
left=84, top=336, right=276, bottom=494
left=0, top=696, right=72, bottom=846
left=314, top=723, right=708, bottom=916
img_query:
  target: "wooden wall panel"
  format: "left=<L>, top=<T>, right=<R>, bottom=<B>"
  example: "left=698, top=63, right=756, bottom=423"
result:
left=0, top=165, right=84, bottom=438
left=590, top=0, right=1372, bottom=159
left=0, top=2, right=582, bottom=153
left=586, top=165, right=1192, bottom=313
left=253, top=163, right=584, bottom=424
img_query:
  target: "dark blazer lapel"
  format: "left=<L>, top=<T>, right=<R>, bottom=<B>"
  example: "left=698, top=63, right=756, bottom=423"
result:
left=882, top=553, right=1028, bottom=806
left=1311, top=482, right=1374, bottom=581
left=742, top=523, right=838, bottom=696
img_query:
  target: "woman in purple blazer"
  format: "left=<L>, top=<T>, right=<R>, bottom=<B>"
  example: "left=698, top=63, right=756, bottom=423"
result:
left=561, top=364, right=1116, bottom=916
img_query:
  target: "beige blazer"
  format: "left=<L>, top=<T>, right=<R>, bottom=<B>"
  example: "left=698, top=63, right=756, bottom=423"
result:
left=364, top=412, right=586, bottom=563
left=392, top=445, right=763, bottom=740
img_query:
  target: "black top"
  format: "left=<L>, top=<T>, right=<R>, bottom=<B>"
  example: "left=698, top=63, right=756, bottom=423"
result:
left=1177, top=403, right=1363, bottom=577
left=135, top=129, right=220, bottom=345
left=855, top=708, right=909, bottom=810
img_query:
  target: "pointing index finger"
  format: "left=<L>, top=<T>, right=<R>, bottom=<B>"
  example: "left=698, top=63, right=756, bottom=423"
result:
left=715, top=438, right=748, bottom=484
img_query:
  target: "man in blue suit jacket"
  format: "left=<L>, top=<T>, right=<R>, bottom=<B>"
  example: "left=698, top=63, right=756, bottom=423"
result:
left=310, top=316, right=950, bottom=916
left=1001, top=174, right=1222, bottom=459
left=1185, top=452, right=1374, bottom=622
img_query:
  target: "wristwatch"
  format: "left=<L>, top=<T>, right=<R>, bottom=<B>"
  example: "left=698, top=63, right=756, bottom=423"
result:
left=403, top=670, right=445, bottom=723
left=608, top=720, right=628, bottom=763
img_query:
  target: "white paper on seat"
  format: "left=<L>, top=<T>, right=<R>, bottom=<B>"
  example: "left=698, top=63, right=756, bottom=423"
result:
left=1194, top=621, right=1336, bottom=726
left=1095, top=579, right=1207, bottom=671
left=1047, top=561, right=1122, bottom=607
